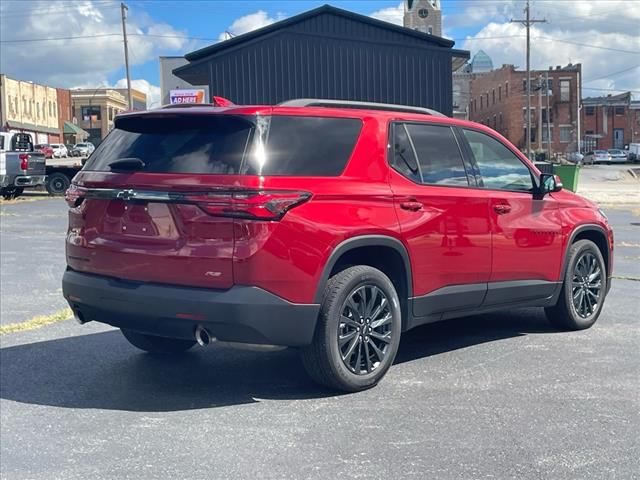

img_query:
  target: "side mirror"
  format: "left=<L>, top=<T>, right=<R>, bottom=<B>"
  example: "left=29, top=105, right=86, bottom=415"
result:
left=539, top=173, right=562, bottom=196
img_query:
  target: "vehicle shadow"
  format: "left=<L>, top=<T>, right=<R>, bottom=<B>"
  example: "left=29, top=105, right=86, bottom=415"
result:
left=0, top=308, right=556, bottom=412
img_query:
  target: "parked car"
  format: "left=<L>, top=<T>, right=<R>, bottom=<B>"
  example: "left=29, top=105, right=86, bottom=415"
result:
left=607, top=149, right=628, bottom=163
left=34, top=143, right=54, bottom=159
left=628, top=143, right=640, bottom=163
left=62, top=99, right=614, bottom=392
left=565, top=152, right=584, bottom=164
left=71, top=142, right=95, bottom=157
left=0, top=132, right=46, bottom=199
left=50, top=143, right=68, bottom=158
left=583, top=150, right=612, bottom=165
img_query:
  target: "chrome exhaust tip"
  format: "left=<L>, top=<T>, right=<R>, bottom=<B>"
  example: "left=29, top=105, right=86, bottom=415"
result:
left=195, top=325, right=215, bottom=346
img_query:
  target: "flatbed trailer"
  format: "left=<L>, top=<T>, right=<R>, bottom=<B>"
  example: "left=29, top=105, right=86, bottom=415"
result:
left=45, top=157, right=85, bottom=195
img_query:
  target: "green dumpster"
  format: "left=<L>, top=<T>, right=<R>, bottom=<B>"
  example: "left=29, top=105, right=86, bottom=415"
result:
left=553, top=164, right=580, bottom=192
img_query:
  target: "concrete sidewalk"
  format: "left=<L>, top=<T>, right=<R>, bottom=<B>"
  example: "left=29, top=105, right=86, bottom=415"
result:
left=576, top=165, right=640, bottom=205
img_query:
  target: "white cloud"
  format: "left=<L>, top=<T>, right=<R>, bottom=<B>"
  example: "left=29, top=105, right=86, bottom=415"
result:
left=0, top=0, right=190, bottom=88
left=457, top=1, right=640, bottom=95
left=218, top=10, right=284, bottom=41
left=113, top=78, right=160, bottom=109
left=370, top=2, right=404, bottom=26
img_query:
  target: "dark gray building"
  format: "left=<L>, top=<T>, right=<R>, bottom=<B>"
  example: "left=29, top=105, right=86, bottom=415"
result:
left=173, top=5, right=468, bottom=116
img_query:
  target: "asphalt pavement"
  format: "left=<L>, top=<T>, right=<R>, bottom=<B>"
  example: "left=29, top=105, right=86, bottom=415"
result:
left=0, top=191, right=638, bottom=479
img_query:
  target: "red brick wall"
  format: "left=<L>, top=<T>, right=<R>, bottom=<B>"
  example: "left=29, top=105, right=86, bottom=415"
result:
left=469, top=65, right=581, bottom=155
left=582, top=104, right=638, bottom=150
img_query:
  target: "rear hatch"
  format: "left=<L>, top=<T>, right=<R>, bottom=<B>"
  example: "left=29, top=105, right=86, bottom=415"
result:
left=66, top=110, right=361, bottom=290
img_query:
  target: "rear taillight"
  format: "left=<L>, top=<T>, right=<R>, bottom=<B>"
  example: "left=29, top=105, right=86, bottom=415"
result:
left=186, top=190, right=311, bottom=220
left=65, top=184, right=86, bottom=208
left=19, top=154, right=29, bottom=170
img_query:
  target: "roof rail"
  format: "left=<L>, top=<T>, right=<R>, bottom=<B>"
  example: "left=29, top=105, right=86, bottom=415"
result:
left=278, top=98, right=447, bottom=117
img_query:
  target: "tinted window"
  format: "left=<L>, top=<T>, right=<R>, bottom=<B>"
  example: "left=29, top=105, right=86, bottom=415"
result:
left=84, top=115, right=254, bottom=174
left=390, top=124, right=420, bottom=183
left=462, top=129, right=533, bottom=192
left=246, top=116, right=361, bottom=176
left=406, top=124, right=469, bottom=186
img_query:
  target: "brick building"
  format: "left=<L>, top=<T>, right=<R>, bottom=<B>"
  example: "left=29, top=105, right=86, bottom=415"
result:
left=581, top=92, right=640, bottom=151
left=468, top=64, right=582, bottom=157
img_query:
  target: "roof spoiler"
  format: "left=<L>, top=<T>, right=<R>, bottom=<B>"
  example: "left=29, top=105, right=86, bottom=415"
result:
left=278, top=98, right=446, bottom=117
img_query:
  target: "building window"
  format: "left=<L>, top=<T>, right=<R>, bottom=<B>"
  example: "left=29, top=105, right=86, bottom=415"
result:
left=560, top=80, right=570, bottom=102
left=585, top=106, right=595, bottom=116
left=542, top=108, right=554, bottom=124
left=493, top=115, right=497, bottom=129
left=498, top=86, right=502, bottom=101
left=542, top=127, right=552, bottom=143
left=499, top=113, right=503, bottom=130
left=560, top=126, right=571, bottom=143
left=480, top=96, right=483, bottom=109
left=486, top=93, right=489, bottom=105
left=492, top=89, right=495, bottom=105
left=615, top=106, right=625, bottom=116
left=427, top=26, right=433, bottom=35
left=53, top=103, right=57, bottom=117
left=546, top=78, right=553, bottom=94
left=522, top=79, right=528, bottom=94
left=81, top=106, right=101, bottom=121
left=505, top=82, right=509, bottom=97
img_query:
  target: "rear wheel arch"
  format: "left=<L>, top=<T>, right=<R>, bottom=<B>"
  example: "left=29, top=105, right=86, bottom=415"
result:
left=314, top=236, right=412, bottom=329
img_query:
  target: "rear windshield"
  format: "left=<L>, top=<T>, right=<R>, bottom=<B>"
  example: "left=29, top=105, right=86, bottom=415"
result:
left=83, top=114, right=362, bottom=176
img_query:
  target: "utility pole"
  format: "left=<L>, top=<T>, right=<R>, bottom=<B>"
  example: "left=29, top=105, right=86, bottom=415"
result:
left=511, top=0, right=545, bottom=160
left=121, top=2, right=133, bottom=110
left=538, top=74, right=543, bottom=152
left=545, top=71, right=551, bottom=161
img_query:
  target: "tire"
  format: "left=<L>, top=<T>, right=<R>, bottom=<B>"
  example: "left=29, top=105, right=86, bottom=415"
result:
left=1, top=187, right=23, bottom=200
left=545, top=239, right=607, bottom=331
left=121, top=328, right=196, bottom=355
left=46, top=172, right=71, bottom=195
left=302, top=266, right=402, bottom=392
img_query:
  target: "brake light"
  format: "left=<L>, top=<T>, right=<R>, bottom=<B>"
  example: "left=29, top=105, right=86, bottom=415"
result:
left=19, top=154, right=29, bottom=170
left=65, top=184, right=86, bottom=208
left=186, top=190, right=311, bottom=220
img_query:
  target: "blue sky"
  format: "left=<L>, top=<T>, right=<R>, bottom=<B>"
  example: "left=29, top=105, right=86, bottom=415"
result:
left=120, top=0, right=483, bottom=87
left=1, top=1, right=638, bottom=106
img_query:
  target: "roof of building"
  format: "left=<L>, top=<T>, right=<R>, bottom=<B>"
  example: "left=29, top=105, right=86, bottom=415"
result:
left=582, top=92, right=632, bottom=106
left=470, top=50, right=494, bottom=73
left=181, top=4, right=465, bottom=64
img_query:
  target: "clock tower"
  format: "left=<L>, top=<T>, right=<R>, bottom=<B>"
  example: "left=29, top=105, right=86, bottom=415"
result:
left=404, top=0, right=442, bottom=37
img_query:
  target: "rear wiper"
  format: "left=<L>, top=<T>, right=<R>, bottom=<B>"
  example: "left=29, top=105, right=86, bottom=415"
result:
left=108, top=157, right=145, bottom=171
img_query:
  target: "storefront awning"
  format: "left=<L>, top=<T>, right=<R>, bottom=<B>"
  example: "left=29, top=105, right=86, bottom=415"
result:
left=63, top=121, right=89, bottom=138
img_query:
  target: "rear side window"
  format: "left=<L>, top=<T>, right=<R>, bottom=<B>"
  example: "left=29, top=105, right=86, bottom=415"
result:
left=84, top=115, right=254, bottom=174
left=246, top=116, right=362, bottom=176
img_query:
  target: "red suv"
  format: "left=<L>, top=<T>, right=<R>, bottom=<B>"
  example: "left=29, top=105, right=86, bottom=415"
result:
left=62, top=99, right=613, bottom=392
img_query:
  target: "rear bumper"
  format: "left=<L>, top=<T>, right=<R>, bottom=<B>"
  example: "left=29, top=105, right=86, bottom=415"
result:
left=13, top=175, right=46, bottom=187
left=62, top=270, right=320, bottom=346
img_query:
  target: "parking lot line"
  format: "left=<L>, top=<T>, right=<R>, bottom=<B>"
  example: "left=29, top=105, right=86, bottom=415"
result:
left=0, top=308, right=72, bottom=335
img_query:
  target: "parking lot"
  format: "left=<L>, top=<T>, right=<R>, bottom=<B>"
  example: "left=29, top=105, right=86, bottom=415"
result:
left=1, top=175, right=639, bottom=479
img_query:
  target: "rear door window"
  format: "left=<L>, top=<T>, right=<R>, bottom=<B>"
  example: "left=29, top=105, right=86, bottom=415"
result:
left=405, top=124, right=469, bottom=186
left=390, top=124, right=421, bottom=183
left=84, top=115, right=255, bottom=174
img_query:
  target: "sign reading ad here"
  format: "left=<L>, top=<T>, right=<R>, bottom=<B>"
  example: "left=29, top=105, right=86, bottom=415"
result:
left=169, top=89, right=206, bottom=104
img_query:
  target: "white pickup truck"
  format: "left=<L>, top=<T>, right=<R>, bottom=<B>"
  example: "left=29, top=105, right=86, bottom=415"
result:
left=0, top=132, right=47, bottom=199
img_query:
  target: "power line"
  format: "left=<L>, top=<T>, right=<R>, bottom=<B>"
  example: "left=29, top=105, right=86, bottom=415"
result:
left=584, top=65, right=640, bottom=84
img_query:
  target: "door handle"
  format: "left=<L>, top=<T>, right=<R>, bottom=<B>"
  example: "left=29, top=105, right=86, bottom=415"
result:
left=493, top=203, right=512, bottom=215
left=400, top=200, right=423, bottom=212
